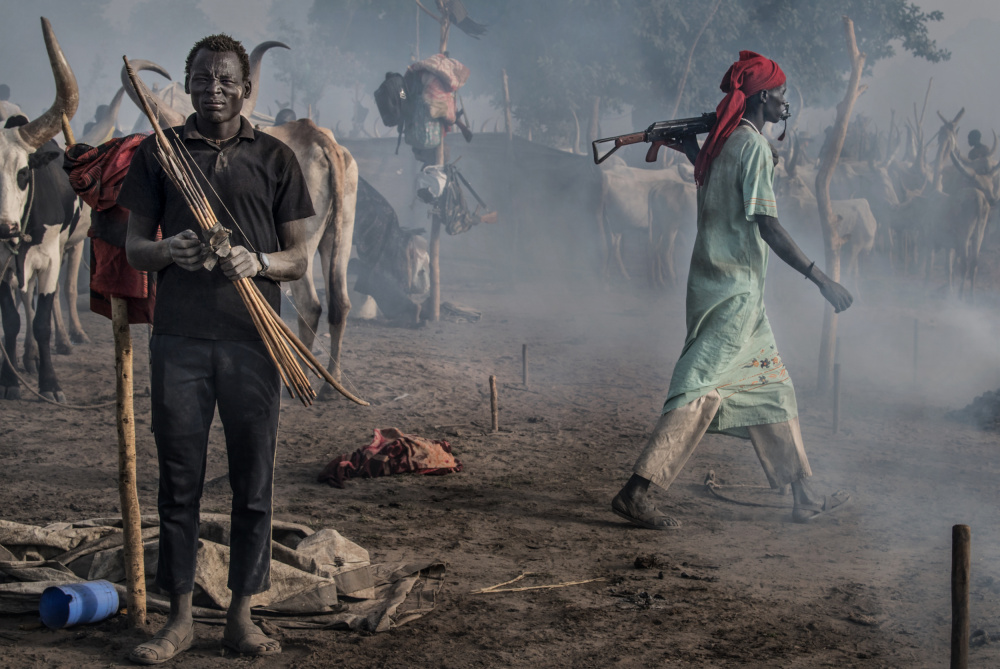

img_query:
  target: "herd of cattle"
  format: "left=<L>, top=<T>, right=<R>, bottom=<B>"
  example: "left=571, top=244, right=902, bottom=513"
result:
left=1, top=18, right=997, bottom=404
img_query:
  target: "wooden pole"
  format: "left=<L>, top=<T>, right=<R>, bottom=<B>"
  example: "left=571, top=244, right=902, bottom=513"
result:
left=489, top=375, right=498, bottom=432
left=502, top=70, right=513, bottom=140
left=111, top=296, right=146, bottom=628
left=951, top=524, right=971, bottom=669
left=815, top=16, right=867, bottom=391
left=832, top=363, right=841, bottom=434
left=424, top=4, right=450, bottom=323
left=522, top=344, right=528, bottom=387
left=913, top=318, right=919, bottom=384
left=502, top=69, right=518, bottom=281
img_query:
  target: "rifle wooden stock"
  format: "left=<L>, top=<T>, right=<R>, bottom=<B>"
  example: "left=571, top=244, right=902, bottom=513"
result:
left=592, top=112, right=717, bottom=165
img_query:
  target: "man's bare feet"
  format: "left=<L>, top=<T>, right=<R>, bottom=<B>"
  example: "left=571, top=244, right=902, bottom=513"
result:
left=129, top=593, right=194, bottom=665
left=223, top=595, right=280, bottom=657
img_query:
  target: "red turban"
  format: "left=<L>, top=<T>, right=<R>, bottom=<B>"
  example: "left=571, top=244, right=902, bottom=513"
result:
left=693, top=51, right=786, bottom=186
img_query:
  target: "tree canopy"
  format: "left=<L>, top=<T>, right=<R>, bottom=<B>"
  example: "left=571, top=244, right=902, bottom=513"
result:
left=301, top=0, right=949, bottom=146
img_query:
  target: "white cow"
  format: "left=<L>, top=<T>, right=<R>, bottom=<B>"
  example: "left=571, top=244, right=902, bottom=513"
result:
left=597, top=155, right=696, bottom=287
left=0, top=18, right=79, bottom=401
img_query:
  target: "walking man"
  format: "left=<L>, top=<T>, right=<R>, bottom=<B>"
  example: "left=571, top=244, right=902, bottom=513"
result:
left=612, top=51, right=853, bottom=530
left=119, top=34, right=315, bottom=662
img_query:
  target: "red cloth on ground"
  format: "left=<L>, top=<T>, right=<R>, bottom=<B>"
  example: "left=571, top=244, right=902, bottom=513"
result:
left=318, top=428, right=463, bottom=488
left=64, top=134, right=156, bottom=324
left=694, top=51, right=785, bottom=187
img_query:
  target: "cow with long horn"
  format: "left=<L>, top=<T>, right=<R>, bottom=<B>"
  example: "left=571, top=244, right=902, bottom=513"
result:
left=0, top=17, right=80, bottom=402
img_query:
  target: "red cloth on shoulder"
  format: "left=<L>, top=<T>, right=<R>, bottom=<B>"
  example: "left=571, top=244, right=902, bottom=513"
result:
left=65, top=133, right=148, bottom=211
left=694, top=51, right=785, bottom=186
left=63, top=134, right=157, bottom=324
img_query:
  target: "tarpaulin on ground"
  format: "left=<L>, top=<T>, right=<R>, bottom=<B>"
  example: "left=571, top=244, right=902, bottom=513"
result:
left=318, top=428, right=463, bottom=488
left=0, top=514, right=444, bottom=632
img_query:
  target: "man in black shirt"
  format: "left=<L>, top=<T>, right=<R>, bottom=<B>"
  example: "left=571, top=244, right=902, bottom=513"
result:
left=119, top=34, right=314, bottom=663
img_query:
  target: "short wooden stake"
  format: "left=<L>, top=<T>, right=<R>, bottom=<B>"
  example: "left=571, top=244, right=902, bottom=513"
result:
left=521, top=344, right=528, bottom=387
left=489, top=375, right=499, bottom=432
left=951, top=524, right=971, bottom=669
left=832, top=363, right=841, bottom=434
left=111, top=296, right=146, bottom=628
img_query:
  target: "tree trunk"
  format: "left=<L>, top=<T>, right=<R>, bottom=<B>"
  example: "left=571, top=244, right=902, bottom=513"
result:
left=815, top=17, right=866, bottom=391
left=587, top=96, right=601, bottom=145
left=669, top=0, right=723, bottom=119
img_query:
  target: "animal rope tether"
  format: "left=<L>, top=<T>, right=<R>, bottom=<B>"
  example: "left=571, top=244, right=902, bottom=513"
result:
left=123, top=56, right=367, bottom=407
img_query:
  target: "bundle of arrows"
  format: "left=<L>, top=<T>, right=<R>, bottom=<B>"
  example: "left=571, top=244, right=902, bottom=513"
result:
left=122, top=55, right=367, bottom=407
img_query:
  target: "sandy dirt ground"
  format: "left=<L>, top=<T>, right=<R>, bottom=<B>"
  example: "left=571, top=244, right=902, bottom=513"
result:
left=2, top=241, right=1000, bottom=668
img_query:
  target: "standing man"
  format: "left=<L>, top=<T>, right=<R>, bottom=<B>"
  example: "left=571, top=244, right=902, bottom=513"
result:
left=119, top=34, right=315, bottom=663
left=967, top=129, right=989, bottom=162
left=612, top=51, right=853, bottom=530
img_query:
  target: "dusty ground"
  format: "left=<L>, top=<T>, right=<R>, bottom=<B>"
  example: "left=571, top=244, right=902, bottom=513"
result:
left=3, top=244, right=1000, bottom=668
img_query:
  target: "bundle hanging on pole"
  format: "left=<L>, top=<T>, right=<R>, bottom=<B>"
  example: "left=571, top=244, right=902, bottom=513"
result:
left=122, top=55, right=368, bottom=407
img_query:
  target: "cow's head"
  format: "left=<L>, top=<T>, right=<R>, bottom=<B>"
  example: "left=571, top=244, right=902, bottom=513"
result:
left=0, top=18, right=78, bottom=240
left=399, top=228, right=429, bottom=297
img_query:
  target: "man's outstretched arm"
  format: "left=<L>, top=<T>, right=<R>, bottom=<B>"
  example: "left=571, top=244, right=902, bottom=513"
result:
left=755, top=214, right=853, bottom=313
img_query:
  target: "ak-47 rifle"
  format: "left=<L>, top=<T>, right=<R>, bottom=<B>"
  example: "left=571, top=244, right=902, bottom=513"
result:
left=592, top=112, right=717, bottom=165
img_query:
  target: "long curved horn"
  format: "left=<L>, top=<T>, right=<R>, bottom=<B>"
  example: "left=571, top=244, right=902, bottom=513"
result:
left=79, top=87, right=125, bottom=145
left=950, top=148, right=977, bottom=183
left=120, top=59, right=184, bottom=128
left=990, top=130, right=998, bottom=158
left=243, top=41, right=289, bottom=119
left=19, top=18, right=79, bottom=150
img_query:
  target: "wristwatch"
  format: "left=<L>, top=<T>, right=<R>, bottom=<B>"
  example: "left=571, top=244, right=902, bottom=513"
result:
left=257, top=252, right=270, bottom=278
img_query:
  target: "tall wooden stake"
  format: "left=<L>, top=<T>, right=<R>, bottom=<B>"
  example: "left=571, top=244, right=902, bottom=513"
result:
left=951, top=524, right=971, bottom=669
left=815, top=17, right=866, bottom=391
left=423, top=1, right=451, bottom=322
left=832, top=363, right=841, bottom=433
left=111, top=296, right=147, bottom=627
left=521, top=344, right=528, bottom=387
left=63, top=115, right=146, bottom=627
left=503, top=69, right=518, bottom=280
left=489, top=375, right=499, bottom=432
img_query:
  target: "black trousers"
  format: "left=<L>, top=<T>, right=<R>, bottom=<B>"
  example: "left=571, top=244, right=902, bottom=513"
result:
left=149, top=334, right=280, bottom=597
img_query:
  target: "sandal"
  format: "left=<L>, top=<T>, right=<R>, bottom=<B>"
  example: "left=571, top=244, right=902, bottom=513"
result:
left=792, top=490, right=852, bottom=523
left=612, top=492, right=681, bottom=530
left=222, top=628, right=281, bottom=657
left=128, top=626, right=194, bottom=665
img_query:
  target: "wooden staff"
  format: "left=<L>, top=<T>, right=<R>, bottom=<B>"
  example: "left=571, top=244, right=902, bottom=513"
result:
left=63, top=114, right=146, bottom=627
left=112, top=296, right=147, bottom=627
left=521, top=344, right=528, bottom=387
left=913, top=318, right=919, bottom=384
left=489, top=375, right=498, bottom=432
left=832, top=363, right=841, bottom=434
left=951, top=524, right=971, bottom=669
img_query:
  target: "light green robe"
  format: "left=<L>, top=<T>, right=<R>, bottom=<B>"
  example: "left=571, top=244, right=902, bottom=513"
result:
left=662, top=125, right=797, bottom=436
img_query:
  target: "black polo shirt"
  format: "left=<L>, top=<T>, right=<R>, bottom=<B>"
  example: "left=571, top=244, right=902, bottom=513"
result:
left=118, top=115, right=314, bottom=340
